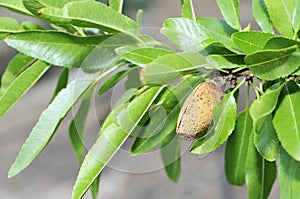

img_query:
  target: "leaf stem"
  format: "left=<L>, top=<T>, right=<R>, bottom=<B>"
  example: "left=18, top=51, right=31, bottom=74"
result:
left=232, top=78, right=246, bottom=94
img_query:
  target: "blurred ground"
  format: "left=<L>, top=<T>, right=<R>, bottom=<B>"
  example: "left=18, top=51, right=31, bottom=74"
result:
left=0, top=0, right=279, bottom=198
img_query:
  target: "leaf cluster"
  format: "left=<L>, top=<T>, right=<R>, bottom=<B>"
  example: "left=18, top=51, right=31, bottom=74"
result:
left=0, top=0, right=299, bottom=198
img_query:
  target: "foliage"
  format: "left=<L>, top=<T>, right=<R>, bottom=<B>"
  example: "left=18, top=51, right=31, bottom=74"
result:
left=0, top=0, right=299, bottom=198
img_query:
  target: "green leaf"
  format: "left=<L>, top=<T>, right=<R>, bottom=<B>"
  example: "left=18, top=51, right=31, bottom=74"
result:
left=191, top=94, right=237, bottom=154
left=0, top=60, right=50, bottom=118
left=197, top=18, right=237, bottom=51
left=250, top=82, right=284, bottom=123
left=72, top=86, right=164, bottom=199
left=161, top=18, right=214, bottom=51
left=143, top=52, right=207, bottom=85
left=232, top=31, right=274, bottom=54
left=216, top=0, right=240, bottom=30
left=109, top=0, right=123, bottom=13
left=69, top=87, right=93, bottom=164
left=0, top=53, right=35, bottom=96
left=245, top=49, right=300, bottom=80
left=130, top=75, right=204, bottom=155
left=252, top=0, right=273, bottom=32
left=39, top=1, right=138, bottom=33
left=273, top=81, right=300, bottom=161
left=182, top=0, right=196, bottom=21
left=264, top=0, right=295, bottom=37
left=50, top=68, right=69, bottom=102
left=279, top=147, right=300, bottom=199
left=161, top=133, right=181, bottom=182
left=90, top=174, right=100, bottom=199
left=264, top=36, right=300, bottom=50
left=98, top=69, right=133, bottom=95
left=131, top=107, right=180, bottom=155
left=0, top=17, right=20, bottom=39
left=292, top=0, right=300, bottom=35
left=20, top=21, right=45, bottom=31
left=246, top=134, right=276, bottom=199
left=116, top=47, right=173, bottom=66
left=225, top=110, right=252, bottom=186
left=5, top=31, right=111, bottom=68
left=8, top=76, right=96, bottom=177
left=81, top=34, right=151, bottom=71
left=206, top=54, right=245, bottom=69
left=253, top=115, right=279, bottom=161
left=0, top=0, right=32, bottom=15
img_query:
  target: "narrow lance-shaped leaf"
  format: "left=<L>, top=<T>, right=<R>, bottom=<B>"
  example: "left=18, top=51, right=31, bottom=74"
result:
left=69, top=87, right=94, bottom=164
left=8, top=76, right=97, bottom=177
left=264, top=0, right=295, bottom=37
left=273, top=81, right=300, bottom=161
left=50, top=68, right=69, bottom=103
left=5, top=31, right=111, bottom=68
left=216, top=0, right=240, bottom=30
left=250, top=83, right=284, bottom=161
left=161, top=18, right=214, bottom=52
left=0, top=17, right=20, bottom=40
left=246, top=134, right=277, bottom=199
left=115, top=47, right=173, bottom=67
left=196, top=18, right=237, bottom=52
left=182, top=0, right=196, bottom=21
left=72, top=86, right=164, bottom=199
left=252, top=0, right=273, bottom=33
left=0, top=53, right=35, bottom=96
left=232, top=31, right=274, bottom=54
left=292, top=0, right=300, bottom=35
left=191, top=93, right=237, bottom=154
left=143, top=52, right=207, bottom=85
left=109, top=0, right=124, bottom=13
left=131, top=75, right=204, bottom=155
left=206, top=54, right=245, bottom=69
left=245, top=48, right=300, bottom=80
left=38, top=1, right=138, bottom=33
left=254, top=115, right=279, bottom=161
left=161, top=132, right=181, bottom=182
left=0, top=60, right=50, bottom=118
left=279, top=147, right=300, bottom=199
left=225, top=110, right=252, bottom=186
left=0, top=0, right=32, bottom=15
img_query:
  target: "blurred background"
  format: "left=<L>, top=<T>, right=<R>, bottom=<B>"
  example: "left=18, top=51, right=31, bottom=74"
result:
left=0, top=0, right=279, bottom=198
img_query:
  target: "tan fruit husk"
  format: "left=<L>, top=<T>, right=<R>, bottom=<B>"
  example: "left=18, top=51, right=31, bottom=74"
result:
left=176, top=82, right=222, bottom=140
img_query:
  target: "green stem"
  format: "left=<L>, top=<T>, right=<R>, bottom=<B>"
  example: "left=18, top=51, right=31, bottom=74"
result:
left=232, top=78, right=245, bottom=94
left=246, top=84, right=250, bottom=109
left=249, top=82, right=260, bottom=99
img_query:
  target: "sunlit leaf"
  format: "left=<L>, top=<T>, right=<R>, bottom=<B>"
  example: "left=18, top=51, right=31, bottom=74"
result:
left=245, top=49, right=300, bottom=80
left=264, top=0, right=295, bottom=37
left=8, top=76, right=97, bottom=177
left=252, top=0, right=273, bottom=32
left=273, top=81, right=300, bottom=161
left=216, top=0, right=240, bottom=30
left=161, top=18, right=214, bottom=51
left=232, top=31, right=274, bottom=54
left=109, top=0, right=124, bottom=13
left=0, top=0, right=32, bottom=15
left=279, top=147, right=300, bottom=198
left=72, top=86, right=164, bottom=199
left=0, top=53, right=35, bottom=96
left=191, top=94, right=237, bottom=154
left=246, top=134, right=276, bottom=199
left=143, top=52, right=207, bottom=85
left=225, top=110, right=252, bottom=186
left=0, top=60, right=50, bottom=117
left=182, top=0, right=195, bottom=20
left=5, top=31, right=111, bottom=67
left=0, top=17, right=20, bottom=39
